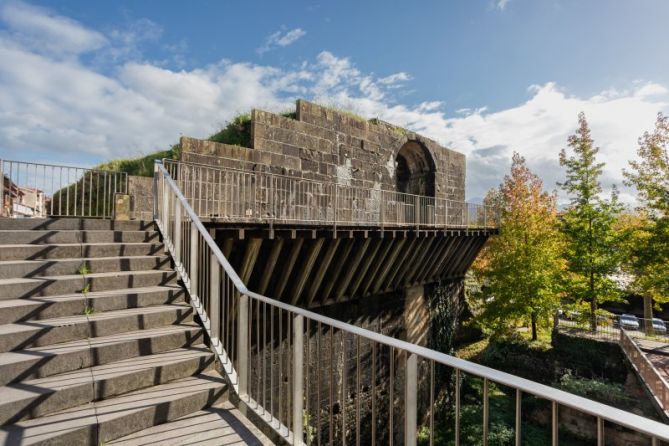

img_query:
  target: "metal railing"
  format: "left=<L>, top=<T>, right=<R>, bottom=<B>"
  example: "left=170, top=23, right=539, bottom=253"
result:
left=0, top=159, right=128, bottom=218
left=620, top=329, right=669, bottom=416
left=556, top=315, right=669, bottom=343
left=154, top=159, right=669, bottom=445
left=163, top=159, right=498, bottom=229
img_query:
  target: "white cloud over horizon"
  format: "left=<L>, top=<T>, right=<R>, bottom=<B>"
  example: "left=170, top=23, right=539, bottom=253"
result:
left=0, top=0, right=667, bottom=204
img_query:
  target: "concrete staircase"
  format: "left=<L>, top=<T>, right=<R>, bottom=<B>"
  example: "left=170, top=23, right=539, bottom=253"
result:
left=0, top=218, right=269, bottom=445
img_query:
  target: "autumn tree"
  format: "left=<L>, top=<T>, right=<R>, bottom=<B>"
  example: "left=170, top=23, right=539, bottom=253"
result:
left=623, top=113, right=669, bottom=319
left=559, top=112, right=622, bottom=331
left=473, top=153, right=563, bottom=340
left=616, top=210, right=663, bottom=323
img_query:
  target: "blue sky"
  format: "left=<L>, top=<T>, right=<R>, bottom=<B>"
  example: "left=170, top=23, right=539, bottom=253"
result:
left=1, top=0, right=668, bottom=201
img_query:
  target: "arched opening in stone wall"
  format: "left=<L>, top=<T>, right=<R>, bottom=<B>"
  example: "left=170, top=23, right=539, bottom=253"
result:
left=396, top=141, right=436, bottom=196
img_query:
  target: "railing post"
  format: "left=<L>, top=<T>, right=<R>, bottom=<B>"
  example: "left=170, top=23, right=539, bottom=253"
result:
left=210, top=252, right=220, bottom=345
left=293, top=314, right=304, bottom=445
left=380, top=190, right=385, bottom=231
left=334, top=184, right=338, bottom=231
left=174, top=205, right=182, bottom=266
left=162, top=184, right=170, bottom=254
left=153, top=161, right=159, bottom=221
left=237, top=293, right=249, bottom=396
left=405, top=352, right=418, bottom=446
left=190, top=222, right=198, bottom=296
left=414, top=195, right=419, bottom=231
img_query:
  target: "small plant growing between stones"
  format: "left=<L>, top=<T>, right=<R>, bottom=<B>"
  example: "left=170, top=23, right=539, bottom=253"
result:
left=78, top=263, right=90, bottom=276
left=392, top=126, right=407, bottom=138
left=78, top=262, right=92, bottom=313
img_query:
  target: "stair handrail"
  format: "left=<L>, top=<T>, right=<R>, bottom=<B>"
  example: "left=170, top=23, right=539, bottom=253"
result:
left=620, top=328, right=669, bottom=415
left=154, top=159, right=669, bottom=445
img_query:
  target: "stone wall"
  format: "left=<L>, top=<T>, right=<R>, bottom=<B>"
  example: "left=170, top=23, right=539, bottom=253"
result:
left=180, top=99, right=466, bottom=202
left=128, top=176, right=153, bottom=221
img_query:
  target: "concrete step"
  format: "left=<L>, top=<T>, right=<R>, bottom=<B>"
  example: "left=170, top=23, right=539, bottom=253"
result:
left=0, top=218, right=154, bottom=231
left=0, top=370, right=227, bottom=445
left=0, top=269, right=178, bottom=299
left=0, top=345, right=215, bottom=425
left=0, top=285, right=186, bottom=324
left=108, top=402, right=271, bottom=446
left=0, top=242, right=164, bottom=261
left=0, top=230, right=160, bottom=245
left=0, top=255, right=172, bottom=279
left=0, top=303, right=193, bottom=353
left=0, top=323, right=203, bottom=386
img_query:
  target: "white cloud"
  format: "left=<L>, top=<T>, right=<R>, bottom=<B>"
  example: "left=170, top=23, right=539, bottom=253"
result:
left=378, top=72, right=411, bottom=85
left=0, top=0, right=107, bottom=55
left=0, top=2, right=667, bottom=206
left=257, top=27, right=306, bottom=54
left=495, top=0, right=511, bottom=10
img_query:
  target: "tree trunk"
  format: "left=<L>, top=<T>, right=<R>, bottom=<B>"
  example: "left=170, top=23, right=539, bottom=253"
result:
left=590, top=272, right=597, bottom=332
left=531, top=312, right=538, bottom=341
left=644, top=295, right=654, bottom=334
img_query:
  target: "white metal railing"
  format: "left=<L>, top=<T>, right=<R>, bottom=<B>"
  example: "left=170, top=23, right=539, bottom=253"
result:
left=163, top=159, right=498, bottom=229
left=154, top=159, right=669, bottom=445
left=620, top=329, right=669, bottom=416
left=0, top=159, right=128, bottom=219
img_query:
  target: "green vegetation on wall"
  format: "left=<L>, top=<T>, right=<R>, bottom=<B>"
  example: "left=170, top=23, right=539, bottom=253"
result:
left=208, top=113, right=252, bottom=147
left=95, top=144, right=180, bottom=177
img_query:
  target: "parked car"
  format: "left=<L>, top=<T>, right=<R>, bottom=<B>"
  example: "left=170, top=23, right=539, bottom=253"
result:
left=619, top=314, right=640, bottom=330
left=651, top=318, right=667, bottom=334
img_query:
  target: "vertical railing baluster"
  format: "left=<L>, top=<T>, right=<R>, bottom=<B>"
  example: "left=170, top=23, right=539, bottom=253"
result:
left=389, top=346, right=394, bottom=446
left=551, top=402, right=558, bottom=446
left=238, top=293, right=249, bottom=396
left=405, top=352, right=418, bottom=446
left=210, top=252, right=220, bottom=345
left=174, top=205, right=182, bottom=266
left=483, top=378, right=489, bottom=446
left=293, top=314, right=304, bottom=445
left=515, top=389, right=522, bottom=446
left=162, top=181, right=169, bottom=254
left=430, top=360, right=434, bottom=446
left=597, top=416, right=604, bottom=446
left=190, top=222, right=198, bottom=297
left=455, top=369, right=461, bottom=446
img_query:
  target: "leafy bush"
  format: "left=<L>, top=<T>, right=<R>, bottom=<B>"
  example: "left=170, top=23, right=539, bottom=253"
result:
left=208, top=113, right=252, bottom=147
left=557, top=371, right=636, bottom=408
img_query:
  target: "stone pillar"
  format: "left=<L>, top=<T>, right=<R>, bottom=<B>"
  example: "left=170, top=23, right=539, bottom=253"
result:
left=127, top=176, right=153, bottom=221
left=404, top=285, right=430, bottom=346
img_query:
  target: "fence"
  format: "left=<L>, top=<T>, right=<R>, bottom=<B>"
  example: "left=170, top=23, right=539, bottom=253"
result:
left=620, top=329, right=669, bottom=416
left=556, top=315, right=669, bottom=343
left=154, top=159, right=669, bottom=445
left=0, top=159, right=128, bottom=218
left=163, top=159, right=498, bottom=229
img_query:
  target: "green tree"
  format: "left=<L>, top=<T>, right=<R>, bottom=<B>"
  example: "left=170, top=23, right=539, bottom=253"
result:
left=474, top=153, right=563, bottom=340
left=616, top=210, right=663, bottom=323
left=622, top=113, right=669, bottom=319
left=559, top=112, right=622, bottom=331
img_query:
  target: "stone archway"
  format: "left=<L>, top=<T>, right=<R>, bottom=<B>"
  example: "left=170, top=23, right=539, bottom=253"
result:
left=396, top=140, right=436, bottom=196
